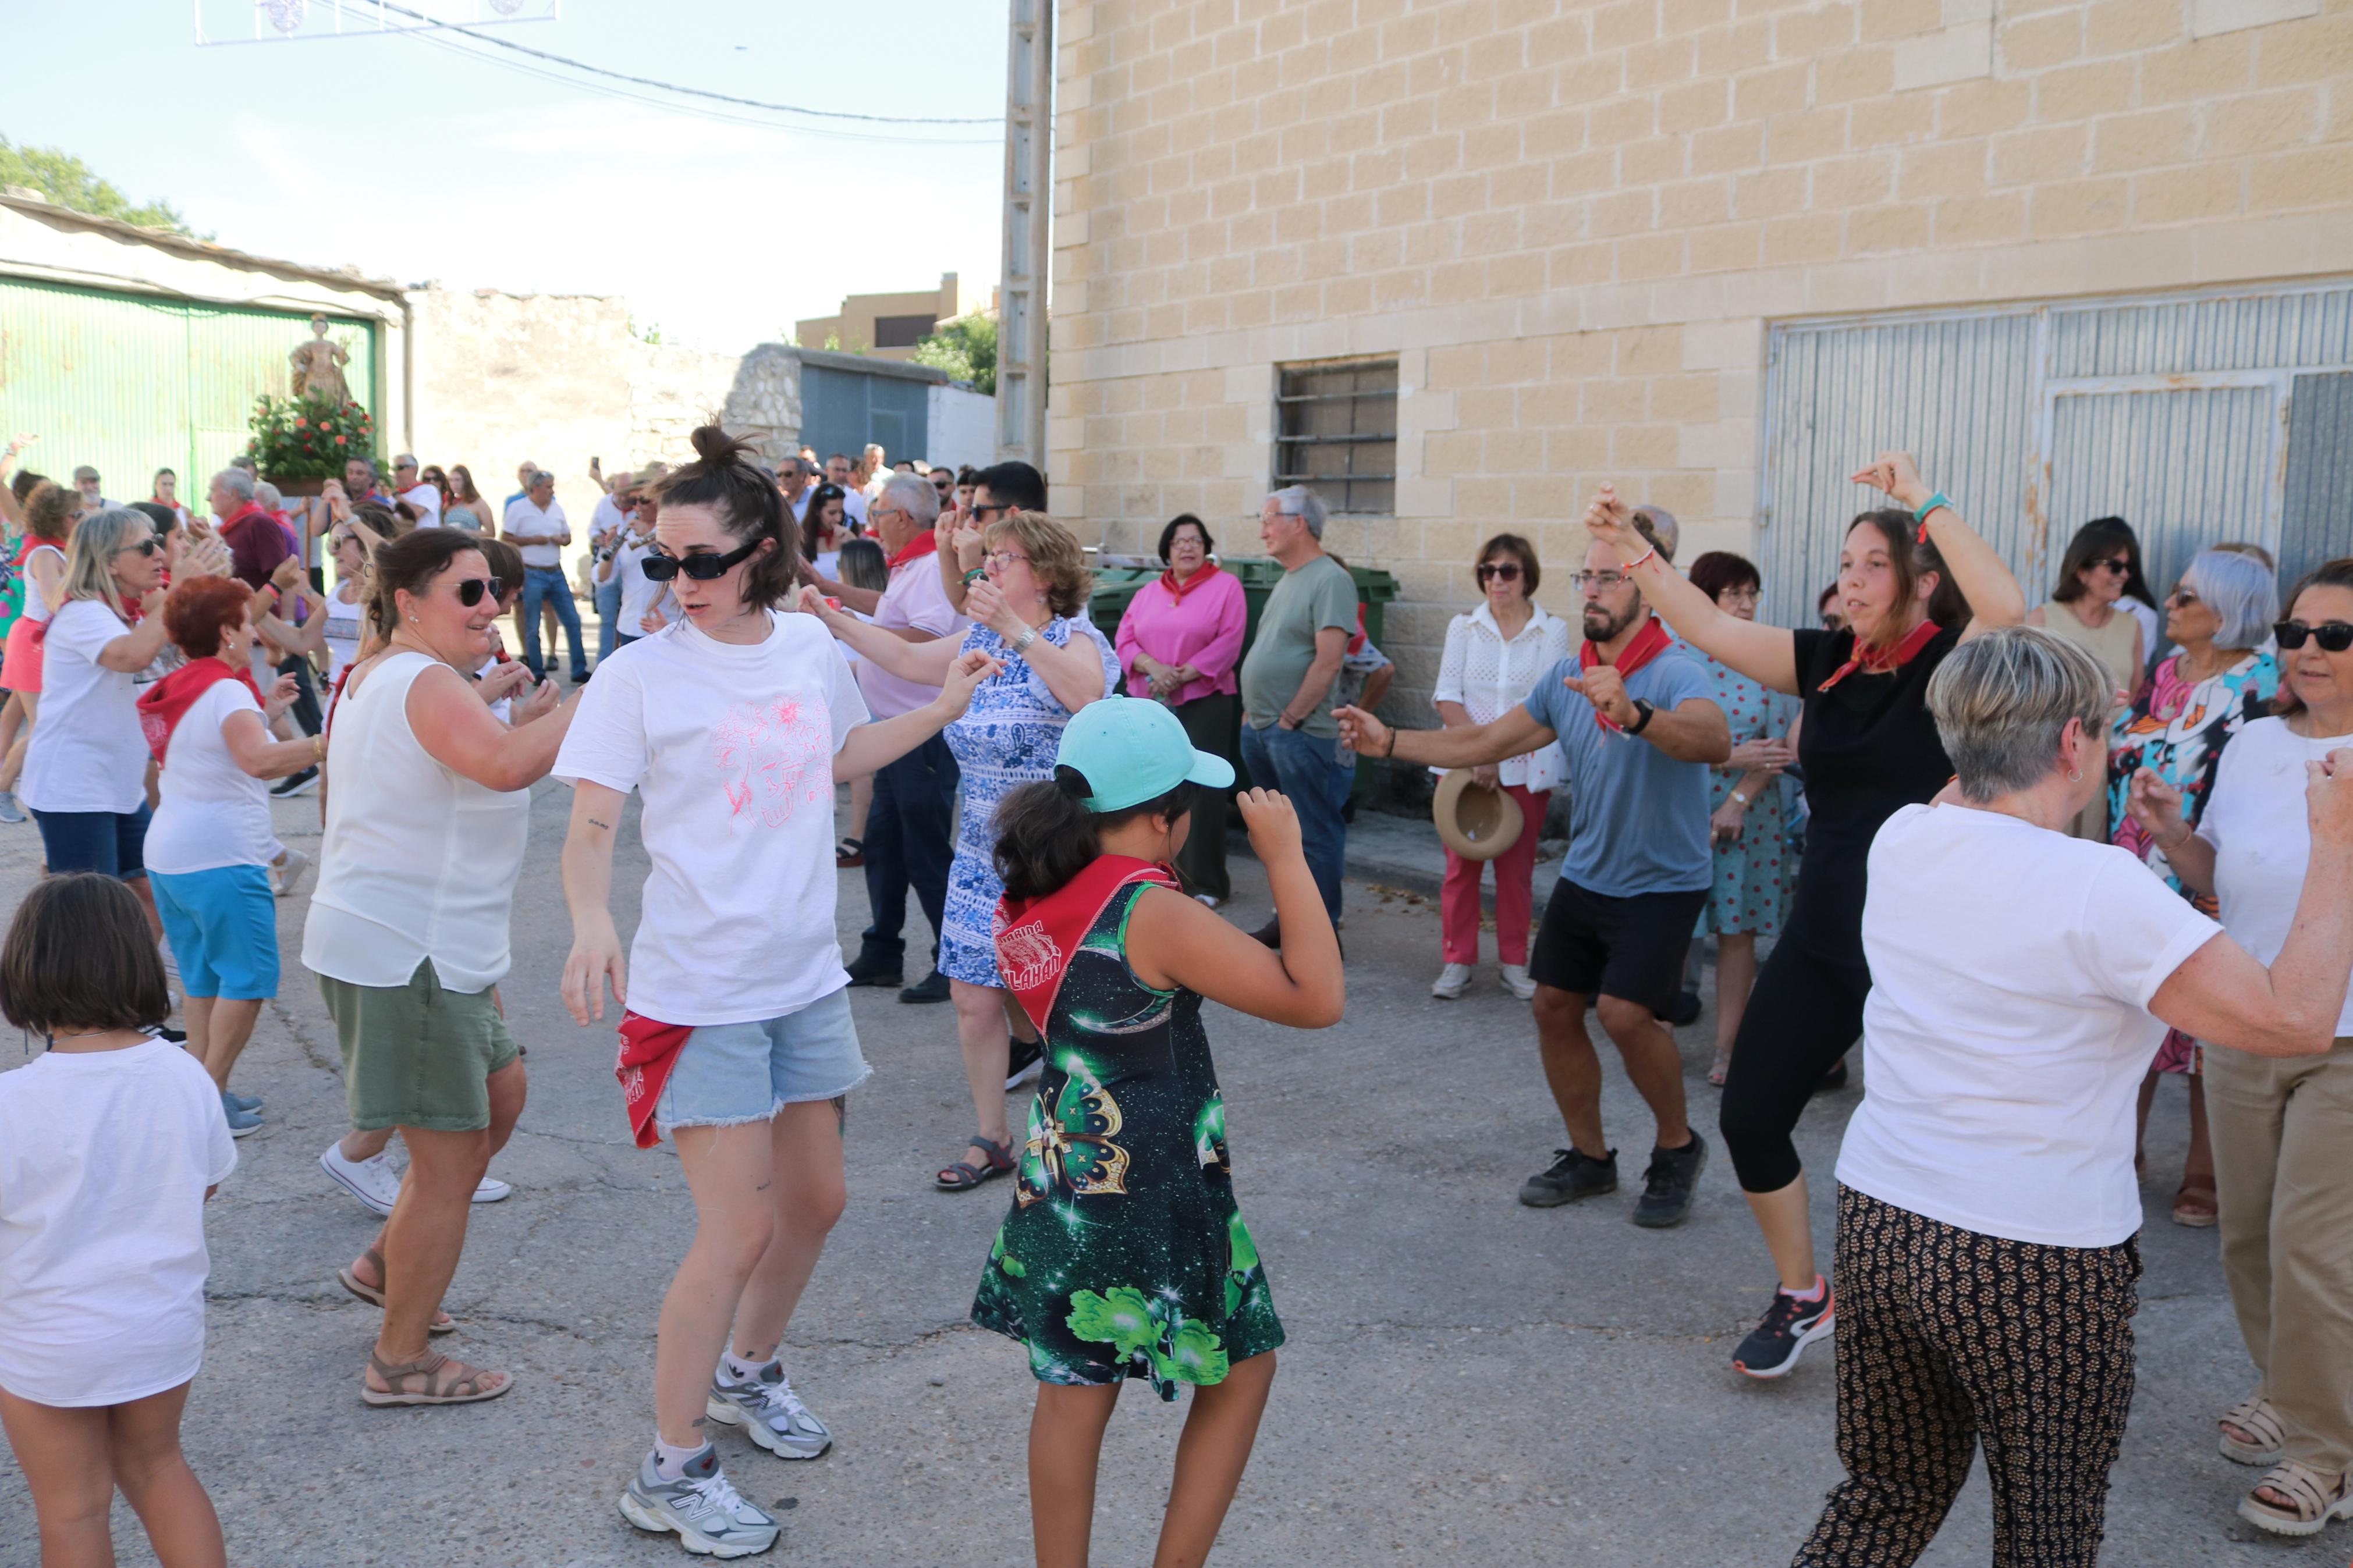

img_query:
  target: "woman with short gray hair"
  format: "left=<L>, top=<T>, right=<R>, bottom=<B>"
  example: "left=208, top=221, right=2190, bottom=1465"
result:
left=2106, top=545, right=2283, bottom=1227
left=1792, top=625, right=2353, bottom=1566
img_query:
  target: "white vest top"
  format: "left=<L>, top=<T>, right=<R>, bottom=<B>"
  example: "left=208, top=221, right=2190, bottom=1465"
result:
left=301, top=652, right=532, bottom=993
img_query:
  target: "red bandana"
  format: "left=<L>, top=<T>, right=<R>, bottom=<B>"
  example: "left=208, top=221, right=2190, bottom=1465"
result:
left=1158, top=563, right=1225, bottom=602
left=1818, top=619, right=1942, bottom=692
left=136, top=659, right=262, bottom=767
left=886, top=531, right=934, bottom=572
left=1580, top=615, right=1673, bottom=731
left=615, top=1012, right=697, bottom=1150
left=995, top=855, right=1178, bottom=1037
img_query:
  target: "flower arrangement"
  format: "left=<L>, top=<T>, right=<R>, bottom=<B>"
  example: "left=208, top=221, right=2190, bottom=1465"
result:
left=246, top=393, right=375, bottom=481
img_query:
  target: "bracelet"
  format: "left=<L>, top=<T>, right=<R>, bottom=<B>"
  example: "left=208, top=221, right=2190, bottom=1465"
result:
left=961, top=567, right=986, bottom=585
left=311, top=734, right=325, bottom=763
left=1913, top=490, right=1953, bottom=543
left=1382, top=724, right=1397, bottom=758
left=1623, top=543, right=1657, bottom=573
left=1010, top=627, right=1038, bottom=655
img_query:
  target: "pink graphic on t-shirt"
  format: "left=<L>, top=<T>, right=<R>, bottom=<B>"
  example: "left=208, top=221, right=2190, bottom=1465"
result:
left=710, top=696, right=830, bottom=830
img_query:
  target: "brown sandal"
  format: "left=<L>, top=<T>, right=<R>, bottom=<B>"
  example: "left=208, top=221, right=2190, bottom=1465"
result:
left=361, top=1349, right=513, bottom=1407
left=2173, top=1176, right=2219, bottom=1228
left=936, top=1133, right=1015, bottom=1192
left=337, top=1247, right=457, bottom=1335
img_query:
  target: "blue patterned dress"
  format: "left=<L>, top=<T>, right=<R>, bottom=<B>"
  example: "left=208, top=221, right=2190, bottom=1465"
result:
left=1698, top=650, right=1799, bottom=938
left=938, top=617, right=1121, bottom=986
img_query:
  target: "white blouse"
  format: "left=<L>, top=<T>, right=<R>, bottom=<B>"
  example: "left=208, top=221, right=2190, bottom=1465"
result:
left=1431, top=600, right=1571, bottom=791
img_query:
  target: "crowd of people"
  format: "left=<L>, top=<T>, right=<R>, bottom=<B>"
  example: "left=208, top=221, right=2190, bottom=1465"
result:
left=0, top=413, right=2347, bottom=1568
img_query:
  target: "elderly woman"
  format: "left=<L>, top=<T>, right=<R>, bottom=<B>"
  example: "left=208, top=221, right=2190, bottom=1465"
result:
left=1113, top=513, right=1248, bottom=905
left=2106, top=547, right=2281, bottom=1228
left=1792, top=627, right=2353, bottom=1567
left=804, top=510, right=1117, bottom=1192
left=1426, top=532, right=1569, bottom=1001
left=2028, top=518, right=2149, bottom=840
left=1682, top=551, right=1799, bottom=1085
left=2128, top=557, right=2353, bottom=1538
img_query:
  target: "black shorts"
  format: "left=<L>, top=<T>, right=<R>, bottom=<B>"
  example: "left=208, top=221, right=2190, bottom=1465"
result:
left=1528, top=877, right=1708, bottom=1014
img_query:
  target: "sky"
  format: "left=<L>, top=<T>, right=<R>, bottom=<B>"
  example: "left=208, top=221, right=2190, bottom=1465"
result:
left=11, top=1, right=1010, bottom=351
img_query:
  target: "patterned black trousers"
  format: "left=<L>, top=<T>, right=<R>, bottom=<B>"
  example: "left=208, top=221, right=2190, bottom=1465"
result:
left=1794, top=1186, right=2141, bottom=1567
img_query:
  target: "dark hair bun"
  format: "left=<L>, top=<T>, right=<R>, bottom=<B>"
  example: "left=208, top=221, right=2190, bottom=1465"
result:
left=689, top=424, right=757, bottom=470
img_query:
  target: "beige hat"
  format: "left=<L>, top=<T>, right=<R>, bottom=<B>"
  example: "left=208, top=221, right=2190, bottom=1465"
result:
left=1431, top=768, right=1524, bottom=862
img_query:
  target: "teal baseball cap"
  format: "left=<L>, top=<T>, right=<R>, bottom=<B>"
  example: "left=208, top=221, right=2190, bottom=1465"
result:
left=1056, top=696, right=1236, bottom=812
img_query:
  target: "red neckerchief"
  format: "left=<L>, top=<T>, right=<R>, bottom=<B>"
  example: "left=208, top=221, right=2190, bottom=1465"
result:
left=1580, top=615, right=1673, bottom=731
left=1158, top=563, right=1225, bottom=602
left=994, top=855, right=1179, bottom=1037
left=136, top=659, right=262, bottom=767
left=615, top=1012, right=697, bottom=1150
left=1347, top=602, right=1368, bottom=656
left=1818, top=619, right=1942, bottom=692
left=885, top=531, right=934, bottom=571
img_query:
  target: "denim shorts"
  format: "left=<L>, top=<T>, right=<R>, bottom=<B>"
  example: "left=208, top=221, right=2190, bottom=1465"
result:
left=30, top=804, right=151, bottom=880
left=654, top=987, right=871, bottom=1135
left=151, top=864, right=278, bottom=1000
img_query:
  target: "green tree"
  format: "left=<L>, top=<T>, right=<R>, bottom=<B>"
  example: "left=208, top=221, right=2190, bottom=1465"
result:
left=913, top=314, right=998, bottom=396
left=0, top=136, right=201, bottom=238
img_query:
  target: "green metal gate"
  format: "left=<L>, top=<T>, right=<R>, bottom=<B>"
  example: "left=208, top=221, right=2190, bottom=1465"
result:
left=0, top=276, right=377, bottom=500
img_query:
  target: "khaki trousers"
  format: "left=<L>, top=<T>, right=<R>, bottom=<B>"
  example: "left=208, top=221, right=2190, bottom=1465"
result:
left=2208, top=1037, right=2353, bottom=1475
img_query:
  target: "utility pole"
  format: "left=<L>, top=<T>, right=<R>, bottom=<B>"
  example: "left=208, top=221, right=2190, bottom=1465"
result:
left=996, top=0, right=1051, bottom=471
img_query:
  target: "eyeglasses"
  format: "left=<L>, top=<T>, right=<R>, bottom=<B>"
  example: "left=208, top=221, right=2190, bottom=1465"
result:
left=453, top=576, right=504, bottom=607
left=2274, top=620, right=2353, bottom=653
left=2092, top=556, right=2132, bottom=575
left=1477, top=561, right=1523, bottom=584
left=982, top=550, right=1031, bottom=570
left=1719, top=587, right=1761, bottom=607
left=971, top=503, right=1008, bottom=522
left=1570, top=570, right=1630, bottom=591
left=931, top=477, right=954, bottom=493
left=117, top=536, right=161, bottom=558
left=2166, top=587, right=2199, bottom=608
left=640, top=538, right=761, bottom=582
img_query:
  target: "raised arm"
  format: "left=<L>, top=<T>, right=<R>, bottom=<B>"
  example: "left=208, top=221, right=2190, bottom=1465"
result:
left=219, top=695, right=323, bottom=781
left=1336, top=702, right=1559, bottom=771
left=834, top=649, right=1002, bottom=778
left=965, top=579, right=1110, bottom=715
left=96, top=591, right=173, bottom=672
left=2125, top=767, right=2216, bottom=894
left=798, top=586, right=963, bottom=684
left=1848, top=451, right=2027, bottom=639
left=1586, top=485, right=1798, bottom=694
left=406, top=661, right=579, bottom=792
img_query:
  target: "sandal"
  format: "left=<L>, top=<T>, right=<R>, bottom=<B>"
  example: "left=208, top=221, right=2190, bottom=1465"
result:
left=936, top=1133, right=1015, bottom=1192
left=338, top=1247, right=457, bottom=1336
left=1708, top=1050, right=1734, bottom=1087
left=835, top=836, right=865, bottom=868
left=2240, top=1460, right=2353, bottom=1537
left=2220, top=1393, right=2286, bottom=1466
left=361, top=1349, right=513, bottom=1407
left=2173, top=1175, right=2218, bottom=1228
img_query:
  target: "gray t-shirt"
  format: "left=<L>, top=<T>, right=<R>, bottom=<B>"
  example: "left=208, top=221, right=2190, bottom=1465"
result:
left=1521, top=647, right=1717, bottom=897
left=1239, top=553, right=1357, bottom=738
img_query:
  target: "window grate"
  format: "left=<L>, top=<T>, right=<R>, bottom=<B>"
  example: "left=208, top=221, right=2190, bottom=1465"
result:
left=1276, top=357, right=1397, bottom=515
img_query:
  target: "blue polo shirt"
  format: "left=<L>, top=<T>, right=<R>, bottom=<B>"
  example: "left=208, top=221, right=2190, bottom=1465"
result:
left=1522, top=648, right=1717, bottom=897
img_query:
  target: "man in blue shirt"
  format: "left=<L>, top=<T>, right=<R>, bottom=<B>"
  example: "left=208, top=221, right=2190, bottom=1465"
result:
left=1338, top=536, right=1729, bottom=1227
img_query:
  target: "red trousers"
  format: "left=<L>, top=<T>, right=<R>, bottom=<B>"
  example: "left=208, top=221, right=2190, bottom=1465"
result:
left=1439, top=784, right=1549, bottom=965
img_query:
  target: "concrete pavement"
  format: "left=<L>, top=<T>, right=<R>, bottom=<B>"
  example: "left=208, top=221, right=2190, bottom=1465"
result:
left=0, top=781, right=2329, bottom=1566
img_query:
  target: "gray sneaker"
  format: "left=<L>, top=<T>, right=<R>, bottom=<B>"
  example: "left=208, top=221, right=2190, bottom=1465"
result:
left=0, top=790, right=23, bottom=824
left=706, top=1360, right=832, bottom=1459
left=618, top=1446, right=779, bottom=1558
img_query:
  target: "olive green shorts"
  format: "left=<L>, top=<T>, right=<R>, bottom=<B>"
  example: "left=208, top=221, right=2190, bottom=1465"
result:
left=318, top=959, right=520, bottom=1132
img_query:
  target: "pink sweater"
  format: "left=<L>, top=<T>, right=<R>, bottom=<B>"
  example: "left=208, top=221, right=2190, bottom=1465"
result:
left=1113, top=568, right=1247, bottom=706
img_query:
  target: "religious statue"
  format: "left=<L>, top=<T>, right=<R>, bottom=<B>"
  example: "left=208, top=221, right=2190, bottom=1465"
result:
left=290, top=314, right=351, bottom=404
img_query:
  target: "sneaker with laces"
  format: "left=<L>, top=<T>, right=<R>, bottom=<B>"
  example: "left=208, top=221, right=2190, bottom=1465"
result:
left=1431, top=962, right=1472, bottom=999
left=707, top=1359, right=832, bottom=1459
left=320, top=1140, right=403, bottom=1217
left=1631, top=1132, right=1709, bottom=1228
left=272, top=848, right=312, bottom=899
left=1732, top=1277, right=1836, bottom=1379
left=222, top=1094, right=262, bottom=1139
left=1517, top=1146, right=1617, bottom=1208
left=619, top=1445, right=780, bottom=1558
left=0, top=790, right=24, bottom=824
left=471, top=1175, right=512, bottom=1204
left=271, top=765, right=320, bottom=798
left=1004, top=1036, right=1044, bottom=1090
left=1498, top=962, right=1536, bottom=1001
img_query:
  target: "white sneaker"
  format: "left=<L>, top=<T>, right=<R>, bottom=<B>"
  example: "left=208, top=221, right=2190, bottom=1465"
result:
left=272, top=848, right=312, bottom=899
left=1431, top=962, right=1472, bottom=1000
left=1500, top=963, right=1538, bottom=1001
left=471, top=1175, right=512, bottom=1204
left=1194, top=893, right=1220, bottom=909
left=320, top=1140, right=403, bottom=1217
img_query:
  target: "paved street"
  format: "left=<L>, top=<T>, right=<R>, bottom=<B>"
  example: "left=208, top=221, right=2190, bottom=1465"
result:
left=0, top=780, right=2331, bottom=1567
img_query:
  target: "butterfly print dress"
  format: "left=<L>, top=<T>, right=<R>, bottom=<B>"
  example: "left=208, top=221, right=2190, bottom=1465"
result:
left=970, top=881, right=1283, bottom=1399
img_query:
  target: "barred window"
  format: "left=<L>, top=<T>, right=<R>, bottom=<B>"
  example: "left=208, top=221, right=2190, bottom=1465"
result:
left=1275, top=358, right=1397, bottom=515
left=875, top=313, right=938, bottom=349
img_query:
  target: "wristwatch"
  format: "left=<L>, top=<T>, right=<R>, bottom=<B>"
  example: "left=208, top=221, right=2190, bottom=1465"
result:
left=1626, top=697, right=1656, bottom=735
left=1009, top=627, right=1038, bottom=656
left=1730, top=787, right=1751, bottom=806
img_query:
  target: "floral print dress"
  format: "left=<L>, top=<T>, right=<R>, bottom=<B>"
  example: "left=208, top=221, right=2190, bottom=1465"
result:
left=1698, top=651, right=1798, bottom=938
left=971, top=883, right=1284, bottom=1398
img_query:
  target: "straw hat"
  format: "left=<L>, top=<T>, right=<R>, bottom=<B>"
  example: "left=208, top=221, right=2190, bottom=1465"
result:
left=1431, top=768, right=1524, bottom=862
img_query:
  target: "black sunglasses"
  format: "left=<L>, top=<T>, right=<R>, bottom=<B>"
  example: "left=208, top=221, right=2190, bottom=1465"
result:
left=640, top=538, right=761, bottom=582
left=2275, top=620, right=2353, bottom=653
left=453, top=576, right=504, bottom=607
left=119, top=535, right=161, bottom=558
left=2092, top=556, right=2132, bottom=574
left=1477, top=561, right=1522, bottom=582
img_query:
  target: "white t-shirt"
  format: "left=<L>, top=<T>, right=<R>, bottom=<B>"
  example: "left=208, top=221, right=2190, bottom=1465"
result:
left=553, top=611, right=871, bottom=1026
left=0, top=1040, right=237, bottom=1406
left=400, top=484, right=442, bottom=529
left=1836, top=804, right=2223, bottom=1249
left=614, top=536, right=669, bottom=636
left=2201, top=717, right=2353, bottom=1037
left=501, top=497, right=568, bottom=568
left=146, top=679, right=275, bottom=874
left=19, top=599, right=148, bottom=815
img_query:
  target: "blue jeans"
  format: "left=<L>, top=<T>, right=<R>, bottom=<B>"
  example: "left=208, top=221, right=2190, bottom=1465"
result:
left=858, top=731, right=959, bottom=972
left=30, top=803, right=151, bottom=880
left=1238, top=721, right=1353, bottom=921
left=519, top=566, right=587, bottom=681
left=594, top=576, right=622, bottom=662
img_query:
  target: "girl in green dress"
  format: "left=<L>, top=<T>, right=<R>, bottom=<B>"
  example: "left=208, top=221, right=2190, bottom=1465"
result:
left=972, top=697, right=1344, bottom=1568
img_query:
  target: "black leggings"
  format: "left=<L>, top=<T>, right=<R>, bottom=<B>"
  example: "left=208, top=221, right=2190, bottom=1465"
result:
left=1719, top=934, right=1869, bottom=1193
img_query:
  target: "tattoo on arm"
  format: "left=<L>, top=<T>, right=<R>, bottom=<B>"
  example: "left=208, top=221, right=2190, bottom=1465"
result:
left=587, top=817, right=612, bottom=831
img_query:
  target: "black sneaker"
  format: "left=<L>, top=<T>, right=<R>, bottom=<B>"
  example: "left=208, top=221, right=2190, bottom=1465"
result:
left=1004, top=1036, right=1044, bottom=1090
left=1518, top=1147, right=1617, bottom=1208
left=843, top=954, right=904, bottom=989
left=1731, top=1277, right=1836, bottom=1379
left=1630, top=1132, right=1709, bottom=1228
left=1658, top=987, right=1702, bottom=1026
left=899, top=970, right=950, bottom=1004
left=271, top=766, right=320, bottom=798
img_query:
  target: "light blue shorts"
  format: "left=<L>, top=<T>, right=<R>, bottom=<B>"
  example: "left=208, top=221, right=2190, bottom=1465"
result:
left=151, top=863, right=278, bottom=1001
left=654, top=987, right=872, bottom=1135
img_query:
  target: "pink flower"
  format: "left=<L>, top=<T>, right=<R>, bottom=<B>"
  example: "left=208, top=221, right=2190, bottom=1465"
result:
left=335, top=435, right=347, bottom=446
left=294, top=418, right=307, bottom=429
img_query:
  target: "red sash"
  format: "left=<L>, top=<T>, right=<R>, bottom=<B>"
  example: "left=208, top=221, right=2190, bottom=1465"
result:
left=993, top=855, right=1179, bottom=1037
left=1579, top=615, right=1673, bottom=731
left=615, top=1011, right=696, bottom=1151
left=136, top=659, right=262, bottom=767
left=1818, top=618, right=1942, bottom=692
left=886, top=531, right=934, bottom=571
left=1158, top=563, right=1225, bottom=602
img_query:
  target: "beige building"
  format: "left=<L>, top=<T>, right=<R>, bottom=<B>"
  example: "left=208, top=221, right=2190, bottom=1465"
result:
left=1049, top=0, right=2353, bottom=715
left=796, top=271, right=979, bottom=361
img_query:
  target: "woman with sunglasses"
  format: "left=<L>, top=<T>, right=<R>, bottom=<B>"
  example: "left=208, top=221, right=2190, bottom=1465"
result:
left=557, top=429, right=1000, bottom=1559
left=1425, top=533, right=1570, bottom=1001
left=2128, top=557, right=2353, bottom=1538
left=303, top=528, right=577, bottom=1411
left=2028, top=520, right=2148, bottom=838
left=804, top=508, right=1119, bottom=1195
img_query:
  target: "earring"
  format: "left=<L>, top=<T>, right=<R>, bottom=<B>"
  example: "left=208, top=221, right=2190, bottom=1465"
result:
left=2066, top=768, right=2082, bottom=781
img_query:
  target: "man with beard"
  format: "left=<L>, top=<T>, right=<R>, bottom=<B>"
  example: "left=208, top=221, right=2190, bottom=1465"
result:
left=1336, top=529, right=1729, bottom=1229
